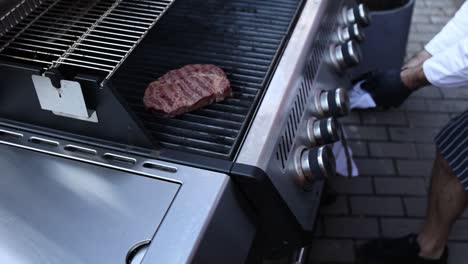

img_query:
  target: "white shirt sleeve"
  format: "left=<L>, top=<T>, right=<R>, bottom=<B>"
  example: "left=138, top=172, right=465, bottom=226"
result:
left=423, top=35, right=468, bottom=89
left=425, top=1, right=468, bottom=55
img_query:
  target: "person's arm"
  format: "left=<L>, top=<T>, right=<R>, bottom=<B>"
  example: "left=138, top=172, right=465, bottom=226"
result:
left=423, top=35, right=468, bottom=89
left=399, top=50, right=432, bottom=90
left=400, top=60, right=430, bottom=90
left=403, top=50, right=432, bottom=70
left=424, top=1, right=468, bottom=55
left=356, top=49, right=431, bottom=108
left=400, top=1, right=468, bottom=88
left=358, top=2, right=468, bottom=108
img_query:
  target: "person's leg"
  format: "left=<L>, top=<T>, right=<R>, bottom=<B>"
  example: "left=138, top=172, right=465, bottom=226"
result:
left=356, top=152, right=458, bottom=263
left=357, top=110, right=468, bottom=264
left=418, top=151, right=468, bottom=259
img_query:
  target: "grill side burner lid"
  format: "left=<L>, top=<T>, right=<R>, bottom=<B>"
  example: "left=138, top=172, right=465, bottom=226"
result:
left=0, top=141, right=180, bottom=264
left=0, top=124, right=247, bottom=264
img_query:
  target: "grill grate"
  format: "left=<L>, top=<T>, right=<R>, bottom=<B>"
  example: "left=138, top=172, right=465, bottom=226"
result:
left=0, top=0, right=44, bottom=36
left=276, top=2, right=341, bottom=169
left=111, top=0, right=305, bottom=160
left=0, top=0, right=174, bottom=82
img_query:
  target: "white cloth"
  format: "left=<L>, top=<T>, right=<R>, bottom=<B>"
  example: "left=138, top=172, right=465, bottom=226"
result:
left=333, top=132, right=360, bottom=177
left=423, top=1, right=468, bottom=88
left=348, top=81, right=377, bottom=109
left=333, top=82, right=377, bottom=177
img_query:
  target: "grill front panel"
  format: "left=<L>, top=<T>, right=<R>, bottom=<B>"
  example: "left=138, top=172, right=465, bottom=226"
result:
left=112, top=0, right=305, bottom=160
left=276, top=3, right=342, bottom=170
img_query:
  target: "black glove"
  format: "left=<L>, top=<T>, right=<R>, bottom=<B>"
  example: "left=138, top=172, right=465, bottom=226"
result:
left=357, top=70, right=413, bottom=109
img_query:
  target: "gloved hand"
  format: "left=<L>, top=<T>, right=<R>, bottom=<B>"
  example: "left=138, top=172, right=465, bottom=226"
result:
left=357, top=70, right=413, bottom=109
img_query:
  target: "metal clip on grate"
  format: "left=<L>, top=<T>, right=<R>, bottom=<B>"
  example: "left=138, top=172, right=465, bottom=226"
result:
left=0, top=0, right=175, bottom=85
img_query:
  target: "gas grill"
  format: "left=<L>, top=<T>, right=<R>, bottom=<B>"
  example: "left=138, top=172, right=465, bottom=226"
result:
left=0, top=0, right=370, bottom=263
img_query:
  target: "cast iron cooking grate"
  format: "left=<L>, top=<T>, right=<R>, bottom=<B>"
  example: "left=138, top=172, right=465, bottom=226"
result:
left=110, top=0, right=304, bottom=160
left=0, top=0, right=174, bottom=83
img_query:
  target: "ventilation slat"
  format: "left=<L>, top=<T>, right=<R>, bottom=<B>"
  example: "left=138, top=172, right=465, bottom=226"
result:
left=275, top=4, right=339, bottom=169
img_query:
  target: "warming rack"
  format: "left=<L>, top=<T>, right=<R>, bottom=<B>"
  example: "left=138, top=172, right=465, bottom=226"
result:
left=0, top=0, right=174, bottom=84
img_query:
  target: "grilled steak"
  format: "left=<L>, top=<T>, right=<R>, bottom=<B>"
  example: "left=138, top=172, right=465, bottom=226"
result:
left=143, top=64, right=231, bottom=117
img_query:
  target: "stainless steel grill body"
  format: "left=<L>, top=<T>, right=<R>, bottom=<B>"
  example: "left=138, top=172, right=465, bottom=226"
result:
left=0, top=0, right=364, bottom=261
left=0, top=123, right=254, bottom=264
left=238, top=0, right=355, bottom=231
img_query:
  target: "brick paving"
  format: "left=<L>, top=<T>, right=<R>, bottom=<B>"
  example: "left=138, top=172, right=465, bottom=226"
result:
left=307, top=0, right=468, bottom=263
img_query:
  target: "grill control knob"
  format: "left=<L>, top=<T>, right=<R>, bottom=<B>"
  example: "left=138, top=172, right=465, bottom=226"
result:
left=343, top=4, right=371, bottom=27
left=338, top=24, right=365, bottom=43
left=307, top=118, right=340, bottom=146
left=330, top=40, right=362, bottom=70
left=298, top=146, right=336, bottom=185
left=318, top=88, right=350, bottom=118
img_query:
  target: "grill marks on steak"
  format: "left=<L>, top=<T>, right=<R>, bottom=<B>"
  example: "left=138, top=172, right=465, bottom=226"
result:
left=144, top=64, right=232, bottom=117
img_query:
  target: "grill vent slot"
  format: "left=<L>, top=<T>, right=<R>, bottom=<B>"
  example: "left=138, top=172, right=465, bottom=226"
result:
left=103, top=153, right=136, bottom=165
left=275, top=5, right=339, bottom=169
left=0, top=129, right=23, bottom=140
left=29, top=136, right=59, bottom=147
left=143, top=162, right=177, bottom=173
left=64, top=145, right=97, bottom=156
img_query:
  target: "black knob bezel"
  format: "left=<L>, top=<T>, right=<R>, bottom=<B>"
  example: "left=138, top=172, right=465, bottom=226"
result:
left=326, top=88, right=350, bottom=117
left=319, top=146, right=336, bottom=179
left=341, top=41, right=362, bottom=68
left=302, top=146, right=337, bottom=183
left=348, top=24, right=365, bottom=43
left=306, top=148, right=322, bottom=181
left=318, top=118, right=340, bottom=144
left=353, top=4, right=371, bottom=27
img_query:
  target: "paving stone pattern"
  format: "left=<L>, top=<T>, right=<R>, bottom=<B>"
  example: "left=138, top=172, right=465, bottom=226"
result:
left=307, top=0, right=468, bottom=263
